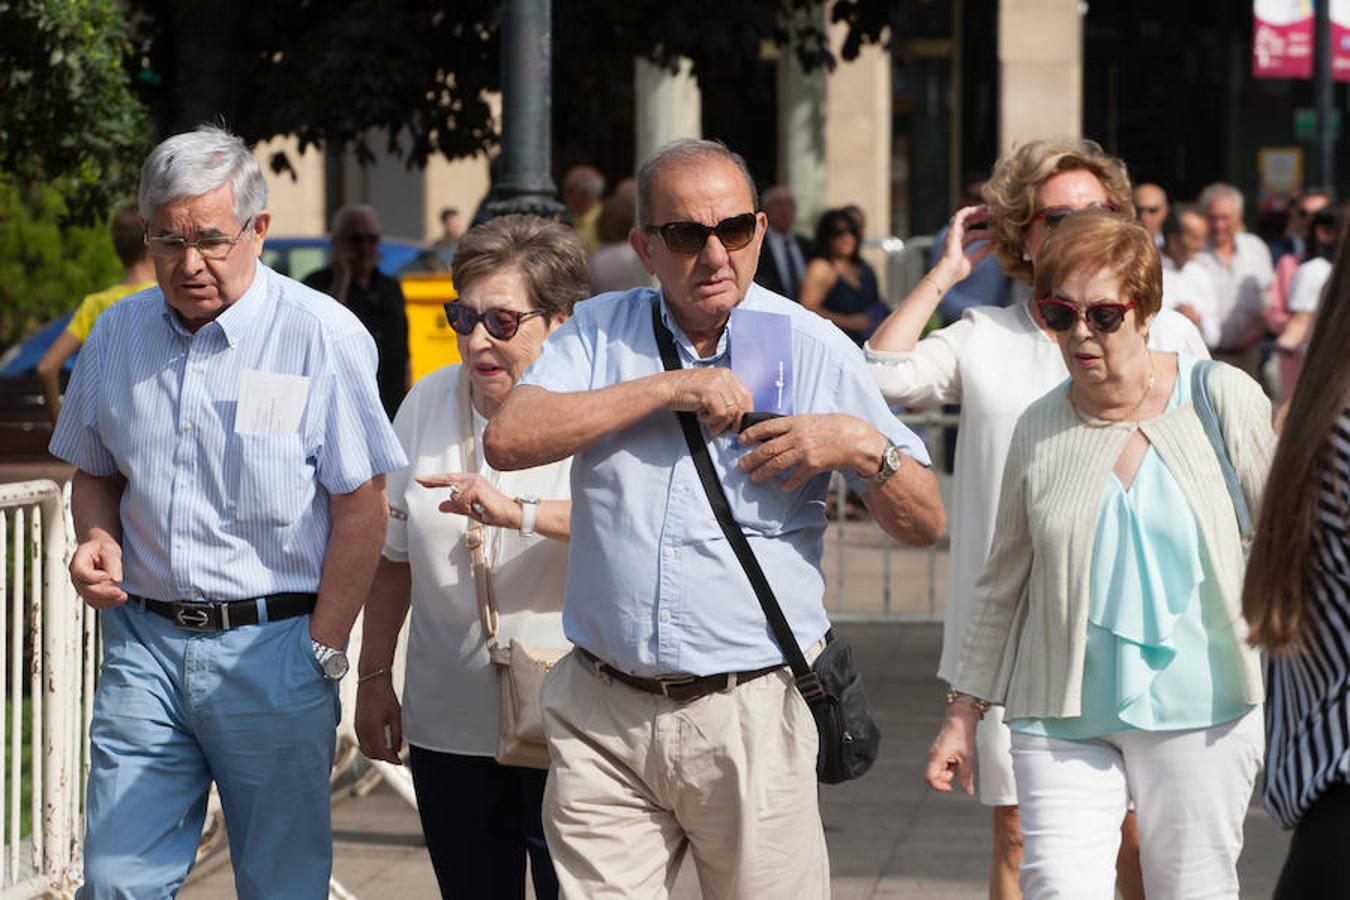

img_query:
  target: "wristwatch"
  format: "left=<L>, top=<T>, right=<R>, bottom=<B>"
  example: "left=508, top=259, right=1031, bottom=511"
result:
left=311, top=640, right=350, bottom=681
left=516, top=495, right=540, bottom=536
left=870, top=442, right=907, bottom=487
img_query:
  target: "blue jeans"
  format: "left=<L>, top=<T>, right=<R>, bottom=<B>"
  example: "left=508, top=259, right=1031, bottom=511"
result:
left=78, top=602, right=339, bottom=899
left=407, top=746, right=557, bottom=900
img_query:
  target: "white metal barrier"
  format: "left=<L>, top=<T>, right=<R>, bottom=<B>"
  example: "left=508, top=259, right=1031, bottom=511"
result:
left=0, top=479, right=86, bottom=899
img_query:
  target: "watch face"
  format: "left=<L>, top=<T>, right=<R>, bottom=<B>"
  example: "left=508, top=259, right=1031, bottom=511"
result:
left=884, top=445, right=905, bottom=473
left=321, top=650, right=350, bottom=681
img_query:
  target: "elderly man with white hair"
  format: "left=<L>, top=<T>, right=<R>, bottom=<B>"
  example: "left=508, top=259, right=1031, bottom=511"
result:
left=50, top=125, right=406, bottom=898
left=1195, top=182, right=1273, bottom=373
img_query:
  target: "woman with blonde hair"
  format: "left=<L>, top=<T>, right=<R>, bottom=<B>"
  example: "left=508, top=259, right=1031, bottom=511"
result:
left=1245, top=226, right=1350, bottom=899
left=868, top=139, right=1207, bottom=898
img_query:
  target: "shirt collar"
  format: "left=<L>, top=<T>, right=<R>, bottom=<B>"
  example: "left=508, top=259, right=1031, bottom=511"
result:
left=160, top=262, right=268, bottom=345
left=657, top=290, right=736, bottom=364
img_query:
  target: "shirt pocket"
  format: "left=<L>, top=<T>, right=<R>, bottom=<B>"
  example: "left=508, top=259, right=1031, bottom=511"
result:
left=230, top=431, right=310, bottom=526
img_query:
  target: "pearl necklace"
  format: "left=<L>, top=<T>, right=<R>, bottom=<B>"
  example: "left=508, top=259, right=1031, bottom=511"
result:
left=1069, top=357, right=1156, bottom=429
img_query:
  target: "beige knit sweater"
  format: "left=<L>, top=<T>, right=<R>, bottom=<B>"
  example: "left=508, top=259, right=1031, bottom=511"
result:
left=952, top=361, right=1275, bottom=720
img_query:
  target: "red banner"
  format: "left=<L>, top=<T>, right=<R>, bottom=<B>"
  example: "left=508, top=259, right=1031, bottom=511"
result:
left=1254, top=0, right=1314, bottom=79
left=1334, top=0, right=1350, bottom=81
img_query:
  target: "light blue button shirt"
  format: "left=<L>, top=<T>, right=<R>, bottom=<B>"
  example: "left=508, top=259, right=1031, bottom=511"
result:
left=49, top=263, right=408, bottom=602
left=518, top=285, right=931, bottom=676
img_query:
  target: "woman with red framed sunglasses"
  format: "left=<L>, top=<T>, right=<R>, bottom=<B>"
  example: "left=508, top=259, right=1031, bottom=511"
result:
left=866, top=138, right=1207, bottom=900
left=931, top=209, right=1272, bottom=899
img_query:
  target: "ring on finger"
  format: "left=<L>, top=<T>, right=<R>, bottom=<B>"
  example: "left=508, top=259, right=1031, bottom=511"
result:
left=447, top=484, right=460, bottom=498
left=470, top=501, right=486, bottom=516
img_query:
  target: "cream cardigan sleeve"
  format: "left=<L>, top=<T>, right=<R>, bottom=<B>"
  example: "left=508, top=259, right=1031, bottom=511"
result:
left=950, top=413, right=1036, bottom=703
left=863, top=316, right=973, bottom=407
left=1209, top=362, right=1276, bottom=524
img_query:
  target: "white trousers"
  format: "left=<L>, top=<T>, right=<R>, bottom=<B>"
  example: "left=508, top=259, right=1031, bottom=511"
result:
left=1009, top=709, right=1263, bottom=900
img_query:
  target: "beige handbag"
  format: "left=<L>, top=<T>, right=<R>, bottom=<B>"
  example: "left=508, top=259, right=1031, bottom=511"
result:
left=459, top=371, right=565, bottom=770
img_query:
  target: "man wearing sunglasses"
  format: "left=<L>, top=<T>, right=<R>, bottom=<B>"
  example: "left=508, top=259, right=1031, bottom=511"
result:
left=49, top=126, right=406, bottom=898
left=304, top=204, right=410, bottom=419
left=485, top=138, right=945, bottom=898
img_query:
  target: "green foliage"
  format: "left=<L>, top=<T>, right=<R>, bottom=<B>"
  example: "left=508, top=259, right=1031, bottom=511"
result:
left=0, top=0, right=151, bottom=225
left=0, top=179, right=123, bottom=348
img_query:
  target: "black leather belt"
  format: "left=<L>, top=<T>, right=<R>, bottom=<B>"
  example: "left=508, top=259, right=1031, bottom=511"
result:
left=129, top=593, right=317, bottom=632
left=578, top=648, right=783, bottom=703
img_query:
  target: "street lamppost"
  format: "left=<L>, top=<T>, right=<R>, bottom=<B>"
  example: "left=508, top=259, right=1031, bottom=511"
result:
left=485, top=0, right=566, bottom=219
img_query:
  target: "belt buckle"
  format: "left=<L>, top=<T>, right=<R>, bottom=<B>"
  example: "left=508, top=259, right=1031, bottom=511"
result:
left=172, top=602, right=218, bottom=632
left=656, top=674, right=699, bottom=698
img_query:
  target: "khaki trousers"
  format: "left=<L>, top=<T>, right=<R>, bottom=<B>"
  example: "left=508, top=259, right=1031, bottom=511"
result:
left=541, top=650, right=830, bottom=899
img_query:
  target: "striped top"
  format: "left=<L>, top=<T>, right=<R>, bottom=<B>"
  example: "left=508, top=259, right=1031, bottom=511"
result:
left=49, top=264, right=407, bottom=602
left=1264, top=412, right=1350, bottom=829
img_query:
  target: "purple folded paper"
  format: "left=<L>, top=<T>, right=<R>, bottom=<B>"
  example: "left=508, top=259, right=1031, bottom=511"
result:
left=729, top=308, right=794, bottom=415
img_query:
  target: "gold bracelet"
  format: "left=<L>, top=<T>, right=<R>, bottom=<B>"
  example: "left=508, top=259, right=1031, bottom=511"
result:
left=944, top=688, right=991, bottom=719
left=357, top=665, right=393, bottom=685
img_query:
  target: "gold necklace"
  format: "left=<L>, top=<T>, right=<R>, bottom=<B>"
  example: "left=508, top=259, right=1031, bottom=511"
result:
left=1069, top=357, right=1156, bottom=429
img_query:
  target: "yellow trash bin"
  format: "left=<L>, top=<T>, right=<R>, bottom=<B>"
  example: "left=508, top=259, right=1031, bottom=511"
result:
left=402, top=272, right=461, bottom=384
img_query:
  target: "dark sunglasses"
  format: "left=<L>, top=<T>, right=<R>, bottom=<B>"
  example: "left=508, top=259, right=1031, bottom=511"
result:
left=1037, top=297, right=1139, bottom=334
left=1031, top=201, right=1120, bottom=231
left=442, top=303, right=546, bottom=340
left=1136, top=205, right=1163, bottom=215
left=643, top=212, right=757, bottom=255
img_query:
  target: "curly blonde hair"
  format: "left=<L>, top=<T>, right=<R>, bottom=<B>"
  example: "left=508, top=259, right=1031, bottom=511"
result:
left=982, top=138, right=1135, bottom=284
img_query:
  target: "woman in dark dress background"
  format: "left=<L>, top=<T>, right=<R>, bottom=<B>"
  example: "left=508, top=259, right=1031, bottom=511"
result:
left=800, top=207, right=886, bottom=345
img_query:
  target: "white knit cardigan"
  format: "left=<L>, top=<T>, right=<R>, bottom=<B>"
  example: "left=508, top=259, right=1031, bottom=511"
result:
left=952, top=361, right=1275, bottom=720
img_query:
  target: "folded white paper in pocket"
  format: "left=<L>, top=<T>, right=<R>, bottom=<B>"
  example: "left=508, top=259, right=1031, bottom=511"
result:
left=235, top=370, right=310, bottom=435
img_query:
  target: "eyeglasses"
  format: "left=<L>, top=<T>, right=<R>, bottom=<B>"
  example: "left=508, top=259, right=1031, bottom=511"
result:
left=442, top=303, right=546, bottom=340
left=642, top=212, right=758, bottom=255
left=1037, top=297, right=1140, bottom=334
left=145, top=218, right=253, bottom=260
left=343, top=232, right=380, bottom=244
left=1031, top=202, right=1120, bottom=231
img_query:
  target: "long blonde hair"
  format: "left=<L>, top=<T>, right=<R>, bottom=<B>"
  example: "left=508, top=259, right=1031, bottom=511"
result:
left=1244, top=226, right=1350, bottom=652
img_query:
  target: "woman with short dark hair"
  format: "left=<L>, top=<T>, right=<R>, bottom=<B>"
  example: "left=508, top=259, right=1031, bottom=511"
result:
left=355, top=214, right=588, bottom=900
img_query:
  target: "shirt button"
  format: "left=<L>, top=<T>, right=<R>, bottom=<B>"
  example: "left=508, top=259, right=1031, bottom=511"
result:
left=663, top=547, right=674, bottom=559
left=659, top=610, right=672, bottom=623
left=674, top=483, right=686, bottom=493
left=182, top=422, right=193, bottom=431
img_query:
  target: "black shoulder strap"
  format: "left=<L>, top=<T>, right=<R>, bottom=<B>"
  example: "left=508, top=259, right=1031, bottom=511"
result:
left=649, top=300, right=812, bottom=680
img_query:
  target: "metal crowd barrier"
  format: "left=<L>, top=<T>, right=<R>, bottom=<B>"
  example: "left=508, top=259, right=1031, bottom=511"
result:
left=0, top=479, right=87, bottom=899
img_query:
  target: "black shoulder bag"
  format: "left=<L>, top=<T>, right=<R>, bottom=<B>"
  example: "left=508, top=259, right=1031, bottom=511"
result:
left=650, top=301, right=881, bottom=783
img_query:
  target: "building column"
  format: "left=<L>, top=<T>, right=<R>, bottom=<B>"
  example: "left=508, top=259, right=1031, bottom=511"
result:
left=778, top=38, right=828, bottom=232
left=998, top=0, right=1082, bottom=153
left=634, top=58, right=702, bottom=169
left=824, top=21, right=892, bottom=239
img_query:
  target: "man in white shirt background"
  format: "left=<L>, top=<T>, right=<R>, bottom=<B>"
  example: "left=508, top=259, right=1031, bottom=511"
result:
left=755, top=184, right=813, bottom=301
left=1195, top=182, right=1273, bottom=375
left=1161, top=205, right=1221, bottom=348
left=1134, top=182, right=1169, bottom=247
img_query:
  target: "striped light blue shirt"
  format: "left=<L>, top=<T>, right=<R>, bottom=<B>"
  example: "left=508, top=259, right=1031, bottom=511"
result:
left=49, top=263, right=407, bottom=603
left=517, top=284, right=931, bottom=676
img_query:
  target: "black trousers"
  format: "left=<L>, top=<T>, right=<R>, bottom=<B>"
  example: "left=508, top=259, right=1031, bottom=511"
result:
left=407, top=745, right=558, bottom=900
left=1273, top=780, right=1350, bottom=899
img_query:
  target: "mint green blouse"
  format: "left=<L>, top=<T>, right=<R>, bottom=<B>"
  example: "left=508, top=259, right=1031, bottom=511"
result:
left=1011, top=354, right=1254, bottom=740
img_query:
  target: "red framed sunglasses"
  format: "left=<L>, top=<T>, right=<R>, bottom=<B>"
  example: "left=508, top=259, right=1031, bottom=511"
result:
left=442, top=303, right=546, bottom=340
left=1036, top=297, right=1139, bottom=333
left=1031, top=201, right=1120, bottom=231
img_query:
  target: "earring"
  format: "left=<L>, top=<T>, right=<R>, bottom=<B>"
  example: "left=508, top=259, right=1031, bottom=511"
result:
left=1021, top=250, right=1031, bottom=262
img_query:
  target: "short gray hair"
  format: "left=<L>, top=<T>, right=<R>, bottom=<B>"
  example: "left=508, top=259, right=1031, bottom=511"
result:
left=1197, top=182, right=1244, bottom=216
left=331, top=204, right=380, bottom=236
left=138, top=125, right=267, bottom=225
left=635, top=138, right=758, bottom=226
left=451, top=215, right=589, bottom=321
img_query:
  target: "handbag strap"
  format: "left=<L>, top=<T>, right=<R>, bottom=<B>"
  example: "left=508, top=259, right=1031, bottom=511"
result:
left=457, top=367, right=501, bottom=645
left=649, top=300, right=817, bottom=685
left=1190, top=359, right=1253, bottom=540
